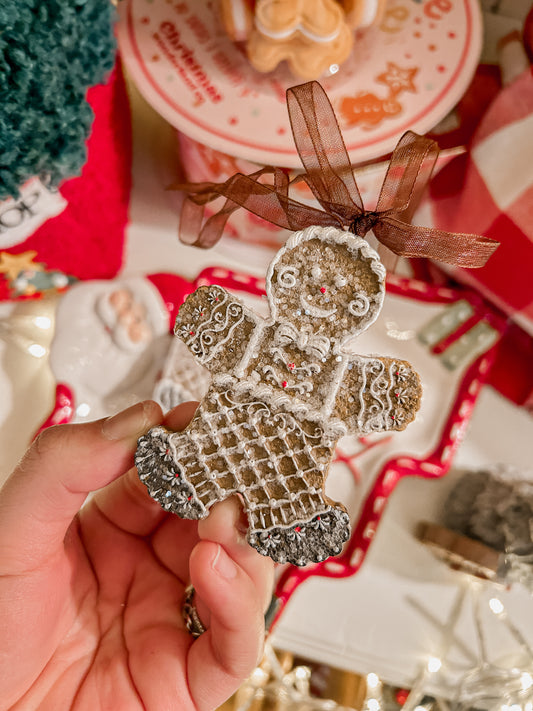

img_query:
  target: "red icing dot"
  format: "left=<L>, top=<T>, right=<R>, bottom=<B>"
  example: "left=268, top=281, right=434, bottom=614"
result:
left=396, top=689, right=410, bottom=706
left=189, top=331, right=195, bottom=336
left=294, top=526, right=301, bottom=533
left=282, top=381, right=288, bottom=388
left=165, top=448, right=170, bottom=456
left=187, top=495, right=192, bottom=500
left=320, top=287, right=326, bottom=294
left=316, top=515, right=321, bottom=521
left=395, top=393, right=399, bottom=398
left=288, top=363, right=295, bottom=371
left=391, top=415, right=395, bottom=419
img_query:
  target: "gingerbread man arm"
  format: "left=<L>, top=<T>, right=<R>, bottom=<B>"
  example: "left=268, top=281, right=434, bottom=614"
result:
left=174, top=285, right=260, bottom=374
left=333, top=355, right=421, bottom=434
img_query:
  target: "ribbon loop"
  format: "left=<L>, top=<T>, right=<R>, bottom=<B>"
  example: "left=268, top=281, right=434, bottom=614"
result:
left=173, top=81, right=499, bottom=268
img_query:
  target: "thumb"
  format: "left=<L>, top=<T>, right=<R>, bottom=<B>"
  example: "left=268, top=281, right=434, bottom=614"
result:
left=0, top=400, right=162, bottom=572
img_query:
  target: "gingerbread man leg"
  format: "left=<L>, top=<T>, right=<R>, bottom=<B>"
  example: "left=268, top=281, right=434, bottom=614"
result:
left=239, top=417, right=351, bottom=565
left=136, top=425, right=214, bottom=519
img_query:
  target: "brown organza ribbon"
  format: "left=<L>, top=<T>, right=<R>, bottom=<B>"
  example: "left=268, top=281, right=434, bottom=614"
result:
left=173, top=81, right=499, bottom=267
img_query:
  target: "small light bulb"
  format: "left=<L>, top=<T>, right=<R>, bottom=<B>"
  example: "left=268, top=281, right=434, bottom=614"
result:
left=28, top=343, right=46, bottom=358
left=367, top=673, right=380, bottom=689
left=427, top=657, right=442, bottom=673
left=489, top=598, right=505, bottom=615
left=33, top=316, right=51, bottom=330
left=329, top=64, right=339, bottom=74
left=76, top=403, right=91, bottom=418
left=368, top=699, right=380, bottom=711
left=521, top=672, right=533, bottom=690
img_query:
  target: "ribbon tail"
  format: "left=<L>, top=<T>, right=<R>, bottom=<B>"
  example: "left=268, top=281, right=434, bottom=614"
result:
left=179, top=194, right=243, bottom=249
left=174, top=170, right=342, bottom=246
left=375, top=218, right=500, bottom=268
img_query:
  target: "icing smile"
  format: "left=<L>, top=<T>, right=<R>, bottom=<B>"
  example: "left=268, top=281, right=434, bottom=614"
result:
left=300, top=293, right=337, bottom=318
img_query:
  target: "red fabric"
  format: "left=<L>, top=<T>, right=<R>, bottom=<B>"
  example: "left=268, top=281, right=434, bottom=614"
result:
left=429, top=70, right=533, bottom=337
left=146, top=273, right=197, bottom=331
left=427, top=64, right=502, bottom=151
left=0, top=58, right=132, bottom=295
left=488, top=323, right=533, bottom=410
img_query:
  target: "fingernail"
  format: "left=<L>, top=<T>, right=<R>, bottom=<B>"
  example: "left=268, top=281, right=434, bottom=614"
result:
left=212, top=544, right=238, bottom=580
left=226, top=496, right=249, bottom=542
left=102, top=401, right=152, bottom=441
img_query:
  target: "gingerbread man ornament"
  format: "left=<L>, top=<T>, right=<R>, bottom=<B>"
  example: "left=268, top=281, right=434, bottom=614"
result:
left=136, top=226, right=421, bottom=565
left=247, top=0, right=353, bottom=80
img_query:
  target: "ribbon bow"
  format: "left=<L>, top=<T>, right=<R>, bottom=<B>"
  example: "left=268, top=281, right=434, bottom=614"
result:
left=275, top=323, right=331, bottom=359
left=174, top=81, right=498, bottom=268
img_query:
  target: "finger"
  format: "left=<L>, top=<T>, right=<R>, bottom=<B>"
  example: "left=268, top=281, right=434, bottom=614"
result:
left=0, top=400, right=162, bottom=572
left=163, top=400, right=199, bottom=430
left=198, top=497, right=275, bottom=614
left=150, top=515, right=201, bottom=586
left=88, top=401, right=199, bottom=538
left=187, top=540, right=266, bottom=711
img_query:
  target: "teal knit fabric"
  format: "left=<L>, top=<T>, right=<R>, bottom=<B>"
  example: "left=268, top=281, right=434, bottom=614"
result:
left=0, top=0, right=116, bottom=200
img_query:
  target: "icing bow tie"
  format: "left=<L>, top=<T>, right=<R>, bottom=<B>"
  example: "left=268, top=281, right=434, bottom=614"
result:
left=275, top=323, right=331, bottom=359
left=173, top=82, right=498, bottom=268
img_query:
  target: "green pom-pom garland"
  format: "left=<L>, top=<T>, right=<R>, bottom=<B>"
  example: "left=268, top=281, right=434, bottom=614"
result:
left=0, top=0, right=116, bottom=200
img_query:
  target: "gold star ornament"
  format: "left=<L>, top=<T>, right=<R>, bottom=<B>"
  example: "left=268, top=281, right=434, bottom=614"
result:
left=0, top=251, right=45, bottom=282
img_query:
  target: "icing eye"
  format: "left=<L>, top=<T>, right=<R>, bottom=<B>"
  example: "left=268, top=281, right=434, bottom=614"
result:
left=348, top=294, right=370, bottom=316
left=311, top=266, right=322, bottom=279
left=335, top=275, right=347, bottom=288
left=277, top=265, right=298, bottom=289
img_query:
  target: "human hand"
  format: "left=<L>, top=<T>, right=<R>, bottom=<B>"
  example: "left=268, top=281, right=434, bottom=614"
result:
left=0, top=401, right=274, bottom=711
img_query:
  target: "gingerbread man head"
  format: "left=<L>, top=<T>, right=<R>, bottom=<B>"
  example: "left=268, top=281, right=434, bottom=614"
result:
left=266, top=226, right=386, bottom=349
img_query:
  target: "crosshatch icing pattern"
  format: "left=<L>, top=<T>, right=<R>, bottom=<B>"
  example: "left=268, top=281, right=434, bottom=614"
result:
left=135, top=226, right=422, bottom=565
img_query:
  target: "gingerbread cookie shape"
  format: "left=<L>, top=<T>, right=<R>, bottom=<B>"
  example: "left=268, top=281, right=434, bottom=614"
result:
left=247, top=0, right=353, bottom=80
left=136, top=226, right=422, bottom=565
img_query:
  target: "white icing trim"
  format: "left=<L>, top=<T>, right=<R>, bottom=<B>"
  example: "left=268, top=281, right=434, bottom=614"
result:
left=211, top=372, right=348, bottom=437
left=227, top=0, right=251, bottom=40
left=359, top=0, right=380, bottom=28
left=254, top=17, right=341, bottom=43
left=300, top=293, right=337, bottom=318
left=321, top=356, right=349, bottom=419
left=234, top=318, right=264, bottom=378
left=348, top=294, right=370, bottom=317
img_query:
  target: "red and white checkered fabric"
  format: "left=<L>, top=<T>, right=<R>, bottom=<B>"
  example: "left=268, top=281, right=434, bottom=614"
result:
left=429, top=69, right=533, bottom=337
